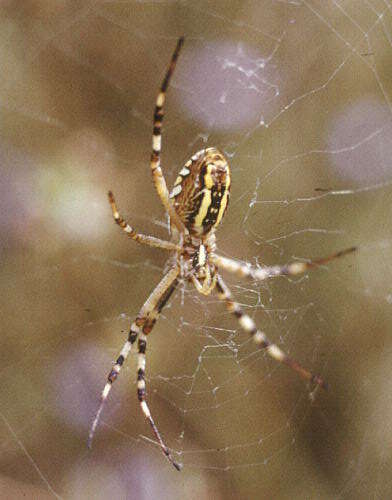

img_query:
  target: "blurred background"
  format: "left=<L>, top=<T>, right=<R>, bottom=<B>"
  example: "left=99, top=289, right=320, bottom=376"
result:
left=1, top=1, right=392, bottom=498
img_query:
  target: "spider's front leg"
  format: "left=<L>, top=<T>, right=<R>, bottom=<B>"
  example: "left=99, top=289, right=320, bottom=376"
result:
left=88, top=267, right=181, bottom=471
left=135, top=271, right=181, bottom=471
left=215, top=274, right=327, bottom=389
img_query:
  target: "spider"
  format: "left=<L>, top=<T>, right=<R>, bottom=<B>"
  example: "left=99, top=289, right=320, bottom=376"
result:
left=88, top=37, right=356, bottom=471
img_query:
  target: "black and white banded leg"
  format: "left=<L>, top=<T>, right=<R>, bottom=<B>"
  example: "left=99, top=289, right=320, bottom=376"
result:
left=88, top=324, right=138, bottom=450
left=88, top=267, right=180, bottom=462
left=108, top=190, right=180, bottom=251
left=215, top=274, right=327, bottom=389
left=136, top=331, right=181, bottom=471
left=135, top=274, right=180, bottom=470
left=211, top=246, right=357, bottom=282
left=150, top=36, right=187, bottom=234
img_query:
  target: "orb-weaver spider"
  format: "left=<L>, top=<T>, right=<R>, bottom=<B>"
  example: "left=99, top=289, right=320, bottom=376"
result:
left=88, top=37, right=356, bottom=471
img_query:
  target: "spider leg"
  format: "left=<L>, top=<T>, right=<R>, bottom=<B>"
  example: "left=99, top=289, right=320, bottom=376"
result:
left=191, top=263, right=218, bottom=296
left=137, top=332, right=181, bottom=471
left=136, top=272, right=181, bottom=470
left=215, top=274, right=327, bottom=390
left=108, top=191, right=180, bottom=251
left=88, top=328, right=138, bottom=449
left=88, top=267, right=180, bottom=472
left=150, top=37, right=188, bottom=234
left=211, top=246, right=357, bottom=282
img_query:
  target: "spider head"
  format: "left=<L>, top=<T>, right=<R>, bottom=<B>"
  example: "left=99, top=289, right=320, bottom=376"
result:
left=170, top=147, right=231, bottom=237
left=188, top=242, right=217, bottom=295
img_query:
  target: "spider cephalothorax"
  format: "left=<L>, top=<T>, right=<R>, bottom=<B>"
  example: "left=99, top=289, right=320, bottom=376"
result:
left=89, top=37, right=357, bottom=471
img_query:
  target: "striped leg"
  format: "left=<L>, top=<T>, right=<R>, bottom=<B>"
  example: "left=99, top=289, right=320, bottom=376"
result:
left=88, top=328, right=138, bottom=449
left=215, top=275, right=327, bottom=389
left=108, top=191, right=180, bottom=251
left=150, top=37, right=187, bottom=234
left=211, top=246, right=357, bottom=282
left=136, top=274, right=180, bottom=470
left=88, top=267, right=179, bottom=452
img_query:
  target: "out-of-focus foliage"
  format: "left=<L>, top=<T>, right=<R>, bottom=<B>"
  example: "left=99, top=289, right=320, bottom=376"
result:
left=1, top=1, right=392, bottom=498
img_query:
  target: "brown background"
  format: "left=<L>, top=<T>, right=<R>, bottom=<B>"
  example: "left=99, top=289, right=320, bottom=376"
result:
left=1, top=1, right=392, bottom=499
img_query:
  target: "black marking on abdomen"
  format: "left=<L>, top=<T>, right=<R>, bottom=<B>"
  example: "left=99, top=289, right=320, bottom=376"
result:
left=186, top=164, right=207, bottom=230
left=202, top=184, right=226, bottom=231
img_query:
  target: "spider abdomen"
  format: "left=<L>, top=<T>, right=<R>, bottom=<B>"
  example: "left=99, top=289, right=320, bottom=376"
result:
left=170, top=147, right=231, bottom=236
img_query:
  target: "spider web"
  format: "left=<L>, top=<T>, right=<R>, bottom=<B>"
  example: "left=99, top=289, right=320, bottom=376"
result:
left=1, top=1, right=392, bottom=498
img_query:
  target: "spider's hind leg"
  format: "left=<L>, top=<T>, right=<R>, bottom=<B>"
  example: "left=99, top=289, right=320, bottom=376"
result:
left=215, top=274, right=327, bottom=390
left=149, top=37, right=187, bottom=233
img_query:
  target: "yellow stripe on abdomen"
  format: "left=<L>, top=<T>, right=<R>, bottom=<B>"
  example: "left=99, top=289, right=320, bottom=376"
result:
left=214, top=171, right=231, bottom=228
left=194, top=165, right=214, bottom=231
left=194, top=188, right=212, bottom=229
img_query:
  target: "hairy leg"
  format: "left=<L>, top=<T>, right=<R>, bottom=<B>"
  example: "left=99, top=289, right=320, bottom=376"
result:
left=108, top=191, right=180, bottom=251
left=215, top=274, right=327, bottom=389
left=211, top=247, right=357, bottom=282
left=150, top=37, right=187, bottom=233
left=88, top=267, right=180, bottom=454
